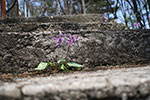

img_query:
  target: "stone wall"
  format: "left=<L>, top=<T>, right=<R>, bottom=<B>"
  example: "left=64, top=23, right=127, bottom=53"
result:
left=0, top=14, right=124, bottom=32
left=0, top=29, right=150, bottom=73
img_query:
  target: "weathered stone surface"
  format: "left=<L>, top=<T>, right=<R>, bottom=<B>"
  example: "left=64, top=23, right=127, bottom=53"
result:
left=0, top=84, right=21, bottom=98
left=0, top=14, right=124, bottom=32
left=0, top=14, right=108, bottom=24
left=0, top=66, right=150, bottom=100
left=0, top=30, right=150, bottom=73
left=0, top=22, right=124, bottom=32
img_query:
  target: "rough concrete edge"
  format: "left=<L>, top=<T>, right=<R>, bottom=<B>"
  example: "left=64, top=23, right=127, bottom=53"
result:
left=0, top=66, right=150, bottom=100
left=0, top=14, right=103, bottom=23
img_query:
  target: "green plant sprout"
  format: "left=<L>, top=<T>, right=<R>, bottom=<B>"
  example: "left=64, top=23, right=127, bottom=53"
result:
left=35, top=31, right=83, bottom=72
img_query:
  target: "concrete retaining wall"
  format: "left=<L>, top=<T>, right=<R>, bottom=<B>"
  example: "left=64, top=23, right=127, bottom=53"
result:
left=0, top=30, right=150, bottom=73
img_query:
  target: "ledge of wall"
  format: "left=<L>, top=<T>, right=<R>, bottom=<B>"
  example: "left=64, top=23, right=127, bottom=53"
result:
left=0, top=14, right=124, bottom=32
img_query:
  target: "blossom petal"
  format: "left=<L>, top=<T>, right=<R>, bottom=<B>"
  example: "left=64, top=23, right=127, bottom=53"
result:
left=55, top=42, right=60, bottom=47
left=61, top=37, right=65, bottom=42
left=59, top=31, right=63, bottom=37
left=133, top=22, right=137, bottom=26
left=67, top=43, right=72, bottom=46
left=69, top=34, right=74, bottom=42
left=64, top=34, right=66, bottom=39
left=104, top=20, right=107, bottom=23
left=66, top=40, right=72, bottom=46
left=75, top=35, right=79, bottom=41
left=66, top=40, right=71, bottom=43
left=114, top=19, right=117, bottom=22
left=138, top=22, right=141, bottom=27
left=53, top=36, right=59, bottom=42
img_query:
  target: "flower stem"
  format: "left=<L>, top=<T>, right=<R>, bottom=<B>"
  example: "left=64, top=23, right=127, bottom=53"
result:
left=65, top=46, right=70, bottom=61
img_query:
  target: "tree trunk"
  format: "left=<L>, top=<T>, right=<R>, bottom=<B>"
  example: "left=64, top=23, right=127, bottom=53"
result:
left=1, top=0, right=6, bottom=19
left=131, top=0, right=143, bottom=28
left=144, top=0, right=150, bottom=27
left=81, top=0, right=86, bottom=14
left=69, top=0, right=73, bottom=15
left=77, top=1, right=81, bottom=13
left=58, top=0, right=65, bottom=14
left=24, top=0, right=30, bottom=17
left=24, top=0, right=27, bottom=17
left=6, top=0, right=19, bottom=18
left=56, top=0, right=59, bottom=15
left=17, top=0, right=21, bottom=17
left=63, top=0, right=69, bottom=15
left=147, top=0, right=150, bottom=11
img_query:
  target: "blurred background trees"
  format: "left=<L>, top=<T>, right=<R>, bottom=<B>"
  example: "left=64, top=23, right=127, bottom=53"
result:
left=0, top=0, right=150, bottom=29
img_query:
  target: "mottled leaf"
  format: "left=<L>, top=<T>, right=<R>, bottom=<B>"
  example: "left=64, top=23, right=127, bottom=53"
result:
left=60, top=64, right=65, bottom=70
left=57, top=59, right=66, bottom=64
left=60, top=64, right=70, bottom=72
left=35, top=62, right=48, bottom=70
left=67, top=62, right=83, bottom=68
left=48, top=62, right=55, bottom=67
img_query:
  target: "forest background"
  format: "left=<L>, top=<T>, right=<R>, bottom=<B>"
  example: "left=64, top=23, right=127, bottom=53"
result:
left=0, top=0, right=150, bottom=29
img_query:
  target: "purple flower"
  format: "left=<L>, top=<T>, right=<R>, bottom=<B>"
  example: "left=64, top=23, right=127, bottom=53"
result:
left=133, top=22, right=137, bottom=26
left=104, top=20, right=108, bottom=23
left=53, top=31, right=65, bottom=47
left=114, top=19, right=117, bottom=22
left=138, top=22, right=141, bottom=28
left=101, top=14, right=105, bottom=18
left=66, top=34, right=79, bottom=46
left=101, top=14, right=107, bottom=19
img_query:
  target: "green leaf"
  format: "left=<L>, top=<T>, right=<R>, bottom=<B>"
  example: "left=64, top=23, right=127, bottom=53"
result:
left=60, top=64, right=70, bottom=72
left=67, top=62, right=83, bottom=68
left=35, top=62, right=48, bottom=70
left=60, top=64, right=65, bottom=70
left=64, top=67, right=70, bottom=72
left=47, top=62, right=55, bottom=67
left=57, top=59, right=66, bottom=64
